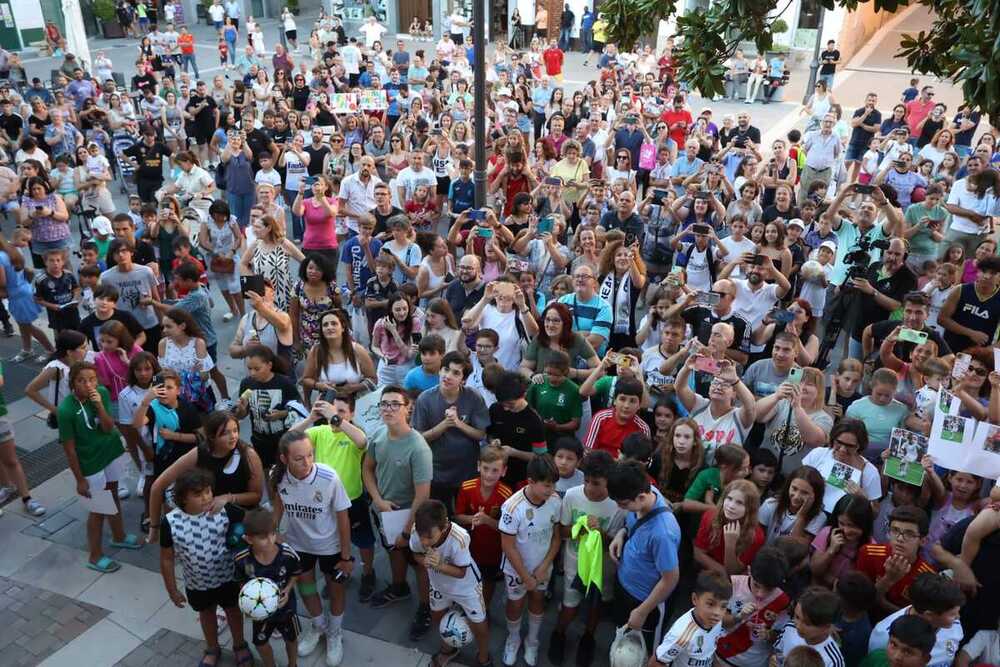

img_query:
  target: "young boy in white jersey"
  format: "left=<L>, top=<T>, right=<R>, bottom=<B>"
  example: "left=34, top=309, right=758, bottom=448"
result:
left=773, top=587, right=846, bottom=667
left=649, top=571, right=732, bottom=667
left=411, top=499, right=493, bottom=667
left=500, top=454, right=562, bottom=667
left=270, top=431, right=354, bottom=666
left=548, top=450, right=626, bottom=666
left=801, top=241, right=834, bottom=321
left=920, top=261, right=958, bottom=334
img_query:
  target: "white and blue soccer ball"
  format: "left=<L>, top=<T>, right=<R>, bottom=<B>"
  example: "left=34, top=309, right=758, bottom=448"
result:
left=238, top=577, right=280, bottom=621
left=439, top=609, right=473, bottom=648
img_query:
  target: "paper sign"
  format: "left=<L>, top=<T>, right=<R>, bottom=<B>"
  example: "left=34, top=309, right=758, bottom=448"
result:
left=813, top=456, right=862, bottom=513
left=928, top=409, right=977, bottom=473
left=358, top=90, right=388, bottom=111
left=79, top=489, right=119, bottom=515
left=354, top=386, right=385, bottom=438
left=330, top=93, right=359, bottom=113
left=884, top=428, right=928, bottom=486
left=967, top=422, right=1000, bottom=479
left=378, top=508, right=411, bottom=545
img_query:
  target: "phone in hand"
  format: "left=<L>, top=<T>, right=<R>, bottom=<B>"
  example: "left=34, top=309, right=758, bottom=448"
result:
left=854, top=184, right=875, bottom=195
left=771, top=309, right=796, bottom=324
left=537, top=215, right=554, bottom=235
left=695, top=291, right=722, bottom=307
left=608, top=351, right=632, bottom=368
left=240, top=274, right=266, bottom=299
left=751, top=254, right=767, bottom=266
left=694, top=355, right=719, bottom=374
left=412, top=333, right=422, bottom=344
left=898, top=328, right=929, bottom=345
left=691, top=223, right=711, bottom=236
left=477, top=226, right=494, bottom=239
left=544, top=176, right=562, bottom=186
left=953, top=353, right=972, bottom=379
left=787, top=367, right=804, bottom=385
left=303, top=175, right=318, bottom=186
left=651, top=189, right=669, bottom=205
left=469, top=208, right=487, bottom=222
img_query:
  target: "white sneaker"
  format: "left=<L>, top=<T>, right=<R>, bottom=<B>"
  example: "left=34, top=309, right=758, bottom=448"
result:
left=0, top=486, right=14, bottom=504
left=297, top=624, right=321, bottom=657
left=524, top=640, right=539, bottom=666
left=502, top=633, right=522, bottom=666
left=24, top=499, right=46, bottom=517
left=117, top=485, right=131, bottom=500
left=135, top=477, right=145, bottom=497
left=325, top=627, right=343, bottom=667
left=223, top=312, right=235, bottom=322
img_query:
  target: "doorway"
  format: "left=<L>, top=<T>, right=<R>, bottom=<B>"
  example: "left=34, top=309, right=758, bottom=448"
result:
left=398, top=0, right=431, bottom=34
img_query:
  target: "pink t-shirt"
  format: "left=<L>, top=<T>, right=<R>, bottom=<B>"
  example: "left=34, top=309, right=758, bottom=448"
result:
left=95, top=344, right=143, bottom=400
left=302, top=197, right=338, bottom=250
left=809, top=525, right=871, bottom=588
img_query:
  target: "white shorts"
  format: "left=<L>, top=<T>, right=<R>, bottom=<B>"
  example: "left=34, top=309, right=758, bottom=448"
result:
left=84, top=455, right=125, bottom=492
left=562, top=566, right=615, bottom=608
left=429, top=585, right=487, bottom=624
left=503, top=570, right=550, bottom=601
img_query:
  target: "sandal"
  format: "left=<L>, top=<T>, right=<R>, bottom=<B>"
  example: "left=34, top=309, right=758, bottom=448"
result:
left=197, top=647, right=222, bottom=667
left=110, top=533, right=144, bottom=550
left=233, top=643, right=253, bottom=666
left=86, top=555, right=121, bottom=573
left=432, top=647, right=460, bottom=667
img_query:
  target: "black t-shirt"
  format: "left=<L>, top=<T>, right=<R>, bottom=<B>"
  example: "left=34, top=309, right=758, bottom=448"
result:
left=373, top=205, right=404, bottom=237
left=681, top=305, right=749, bottom=354
left=124, top=141, right=172, bottom=182
left=131, top=73, right=157, bottom=94
left=186, top=94, right=217, bottom=133
left=868, top=319, right=951, bottom=365
left=849, top=107, right=882, bottom=147
left=724, top=125, right=762, bottom=148
left=852, top=263, right=918, bottom=338
left=487, top=402, right=546, bottom=487
left=34, top=271, right=80, bottom=330
left=236, top=373, right=302, bottom=439
left=761, top=205, right=800, bottom=224
left=234, top=543, right=302, bottom=616
left=304, top=145, right=330, bottom=177
left=942, top=516, right=1000, bottom=635
left=246, top=128, right=273, bottom=171
left=0, top=112, right=22, bottom=143
left=80, top=308, right=145, bottom=350
left=291, top=85, right=311, bottom=111
left=819, top=49, right=840, bottom=75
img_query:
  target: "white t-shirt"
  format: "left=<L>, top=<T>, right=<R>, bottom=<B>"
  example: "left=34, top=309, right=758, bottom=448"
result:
left=799, top=262, right=832, bottom=317
left=775, top=623, right=844, bottom=667
left=689, top=394, right=751, bottom=464
left=947, top=178, right=996, bottom=234
left=732, top=279, right=781, bottom=353
left=467, top=356, right=497, bottom=407
left=276, top=463, right=352, bottom=555
left=282, top=151, right=307, bottom=192
left=480, top=306, right=524, bottom=369
left=802, top=446, right=882, bottom=512
left=499, top=487, right=561, bottom=575
left=921, top=282, right=957, bottom=334
left=409, top=522, right=480, bottom=598
left=869, top=606, right=963, bottom=667
left=254, top=168, right=283, bottom=189
left=559, top=485, right=625, bottom=566
left=208, top=3, right=225, bottom=21
left=961, top=630, right=1000, bottom=666
left=641, top=345, right=674, bottom=388
left=655, top=608, right=725, bottom=667
left=396, top=166, right=437, bottom=201
left=359, top=21, right=387, bottom=48
left=720, top=236, right=756, bottom=279
left=341, top=45, right=361, bottom=75
left=685, top=245, right=712, bottom=293
left=757, top=496, right=827, bottom=544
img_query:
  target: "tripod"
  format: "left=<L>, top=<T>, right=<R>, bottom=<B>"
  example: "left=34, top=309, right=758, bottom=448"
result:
left=816, top=279, right=860, bottom=371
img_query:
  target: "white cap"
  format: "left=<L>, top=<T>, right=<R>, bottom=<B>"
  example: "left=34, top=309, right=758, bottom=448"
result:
left=819, top=240, right=837, bottom=252
left=496, top=87, right=512, bottom=97
left=91, top=216, right=113, bottom=236
left=787, top=218, right=805, bottom=229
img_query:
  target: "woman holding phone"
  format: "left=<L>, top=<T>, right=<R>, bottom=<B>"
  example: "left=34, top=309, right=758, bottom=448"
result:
left=292, top=174, right=339, bottom=273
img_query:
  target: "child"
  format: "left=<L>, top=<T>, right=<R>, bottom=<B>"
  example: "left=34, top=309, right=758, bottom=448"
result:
left=553, top=436, right=584, bottom=496
left=408, top=16, right=421, bottom=39
left=79, top=284, right=146, bottom=352
left=825, top=358, right=863, bottom=421
left=403, top=333, right=445, bottom=398
left=924, top=470, right=984, bottom=564
left=774, top=587, right=845, bottom=667
left=920, top=262, right=958, bottom=335
left=720, top=217, right=757, bottom=279
left=582, top=376, right=650, bottom=458
left=800, top=241, right=834, bottom=322
left=901, top=78, right=920, bottom=103
left=171, top=238, right=209, bottom=296
left=234, top=508, right=304, bottom=667
left=958, top=624, right=1000, bottom=667
left=650, top=571, right=732, bottom=666
left=759, top=466, right=826, bottom=545
left=77, top=265, right=99, bottom=322
left=748, top=448, right=778, bottom=500
left=94, top=320, right=143, bottom=402
left=254, top=152, right=282, bottom=189
left=652, top=417, right=705, bottom=506
left=455, top=444, right=512, bottom=609
left=499, top=454, right=562, bottom=667
left=694, top=479, right=764, bottom=576
left=116, top=352, right=160, bottom=531
left=620, top=432, right=656, bottom=483
left=834, top=571, right=876, bottom=667
left=448, top=159, right=475, bottom=219
left=2, top=232, right=50, bottom=362
left=158, top=469, right=251, bottom=666
left=845, top=368, right=910, bottom=460
left=411, top=499, right=494, bottom=667
left=364, top=254, right=398, bottom=330
left=79, top=241, right=105, bottom=271
left=859, top=136, right=882, bottom=185
left=868, top=572, right=964, bottom=666
left=680, top=443, right=750, bottom=514
left=861, top=614, right=935, bottom=667
left=34, top=250, right=81, bottom=336
left=856, top=505, right=936, bottom=614
left=132, top=369, right=201, bottom=478
left=716, top=546, right=792, bottom=667
left=649, top=400, right=678, bottom=456
left=548, top=450, right=625, bottom=666
left=404, top=183, right=439, bottom=232
left=217, top=38, right=229, bottom=69
left=526, top=352, right=583, bottom=447
left=809, top=493, right=875, bottom=589
left=127, top=195, right=144, bottom=233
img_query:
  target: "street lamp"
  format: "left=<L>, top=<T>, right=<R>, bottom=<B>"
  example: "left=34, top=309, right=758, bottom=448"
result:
left=802, top=8, right=826, bottom=104
left=472, top=0, right=487, bottom=207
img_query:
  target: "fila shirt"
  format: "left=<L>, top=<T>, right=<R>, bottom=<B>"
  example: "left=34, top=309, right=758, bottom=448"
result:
left=499, top=487, right=561, bottom=575
left=277, top=463, right=351, bottom=555
left=655, top=609, right=724, bottom=667
left=409, top=522, right=481, bottom=598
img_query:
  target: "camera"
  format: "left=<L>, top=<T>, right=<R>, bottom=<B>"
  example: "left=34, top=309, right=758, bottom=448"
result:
left=843, top=238, right=891, bottom=280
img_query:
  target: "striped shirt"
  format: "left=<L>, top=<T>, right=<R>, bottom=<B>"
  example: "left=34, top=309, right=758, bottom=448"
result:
left=655, top=609, right=724, bottom=667
left=582, top=407, right=651, bottom=458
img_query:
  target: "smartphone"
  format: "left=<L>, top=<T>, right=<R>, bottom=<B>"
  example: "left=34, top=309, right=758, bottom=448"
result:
left=651, top=189, right=669, bottom=205
left=771, top=309, right=796, bottom=324
left=469, top=209, right=486, bottom=222
left=625, top=115, right=638, bottom=124
left=34, top=206, right=42, bottom=211
left=953, top=353, right=971, bottom=379
left=431, top=128, right=443, bottom=136
left=477, top=226, right=494, bottom=239
left=691, top=224, right=711, bottom=236
left=898, top=328, right=929, bottom=345
left=240, top=274, right=266, bottom=299
left=303, top=175, right=318, bottom=186
left=894, top=160, right=907, bottom=169
left=152, top=373, right=165, bottom=387
left=544, top=176, right=562, bottom=186
left=608, top=351, right=632, bottom=368
left=412, top=333, right=422, bottom=344
left=854, top=184, right=875, bottom=195
left=787, top=367, right=804, bottom=385
left=751, top=254, right=767, bottom=266
left=537, top=215, right=555, bottom=235
left=694, top=356, right=719, bottom=374
left=695, top=291, right=722, bottom=307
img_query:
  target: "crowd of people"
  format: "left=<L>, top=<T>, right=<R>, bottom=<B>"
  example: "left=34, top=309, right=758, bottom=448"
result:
left=0, top=3, right=998, bottom=667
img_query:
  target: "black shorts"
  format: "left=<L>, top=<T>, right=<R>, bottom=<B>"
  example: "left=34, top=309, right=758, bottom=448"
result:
left=479, top=564, right=502, bottom=581
left=186, top=580, right=239, bottom=612
left=612, top=577, right=667, bottom=653
left=349, top=495, right=376, bottom=549
left=298, top=551, right=350, bottom=577
left=252, top=610, right=300, bottom=646
left=285, top=29, right=298, bottom=41
left=436, top=176, right=450, bottom=196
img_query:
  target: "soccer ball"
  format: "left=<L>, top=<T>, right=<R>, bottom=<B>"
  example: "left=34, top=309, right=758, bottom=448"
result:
left=800, top=260, right=824, bottom=281
left=609, top=626, right=647, bottom=667
left=238, top=577, right=280, bottom=621
left=439, top=609, right=473, bottom=648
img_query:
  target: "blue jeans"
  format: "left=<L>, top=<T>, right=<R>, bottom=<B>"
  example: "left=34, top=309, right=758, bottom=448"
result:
left=580, top=29, right=592, bottom=53
left=818, top=73, right=835, bottom=89
left=284, top=189, right=304, bottom=241
left=180, top=54, right=199, bottom=79
left=848, top=335, right=863, bottom=361
left=226, top=39, right=237, bottom=64
left=227, top=191, right=255, bottom=229
left=559, top=27, right=572, bottom=50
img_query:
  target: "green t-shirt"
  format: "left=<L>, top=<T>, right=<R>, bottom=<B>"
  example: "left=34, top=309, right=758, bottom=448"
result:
left=526, top=378, right=583, bottom=426
left=57, top=386, right=124, bottom=477
left=904, top=201, right=950, bottom=256
left=591, top=375, right=617, bottom=411
left=368, top=427, right=433, bottom=507
left=307, top=425, right=366, bottom=500
left=858, top=649, right=888, bottom=667
left=523, top=333, right=598, bottom=374
left=684, top=467, right=721, bottom=502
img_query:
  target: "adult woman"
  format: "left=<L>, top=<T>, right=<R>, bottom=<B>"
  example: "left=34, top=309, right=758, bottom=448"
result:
left=254, top=184, right=285, bottom=229
left=161, top=91, right=186, bottom=150
left=147, top=410, right=264, bottom=543
left=220, top=127, right=255, bottom=229
left=512, top=214, right=572, bottom=294
left=569, top=226, right=601, bottom=277
left=653, top=417, right=705, bottom=505
left=240, top=214, right=305, bottom=313
left=105, top=93, right=136, bottom=129
left=754, top=220, right=794, bottom=277
left=605, top=148, right=638, bottom=195
left=58, top=362, right=139, bottom=572
left=21, top=176, right=70, bottom=265
left=726, top=181, right=764, bottom=225
left=415, top=234, right=455, bottom=303
left=880, top=104, right=909, bottom=136
left=27, top=99, right=52, bottom=155
left=801, top=81, right=835, bottom=133
left=301, top=309, right=376, bottom=403
left=251, top=68, right=272, bottom=115
left=292, top=174, right=339, bottom=271
left=371, top=293, right=422, bottom=386
left=386, top=134, right=409, bottom=183
left=918, top=128, right=955, bottom=171
left=230, top=80, right=249, bottom=118
left=160, top=151, right=215, bottom=224
left=944, top=168, right=1000, bottom=256
left=423, top=299, right=466, bottom=354
left=752, top=298, right=820, bottom=366
left=520, top=302, right=599, bottom=383
left=290, top=254, right=341, bottom=357
left=25, top=330, right=89, bottom=432
left=230, top=279, right=295, bottom=373
left=158, top=307, right=216, bottom=411
left=279, top=132, right=311, bottom=240
left=671, top=190, right=726, bottom=234
left=199, top=200, right=244, bottom=322
left=462, top=280, right=539, bottom=369
left=597, top=239, right=647, bottom=350
left=801, top=418, right=883, bottom=502
left=756, top=366, right=833, bottom=476
left=757, top=140, right=798, bottom=209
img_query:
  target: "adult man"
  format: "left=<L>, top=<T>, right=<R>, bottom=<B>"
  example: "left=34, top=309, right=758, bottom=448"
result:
left=224, top=0, right=241, bottom=28
left=362, top=387, right=434, bottom=639
left=843, top=237, right=917, bottom=359
left=444, top=255, right=486, bottom=321
left=599, top=190, right=643, bottom=241
left=818, top=40, right=841, bottom=88
left=340, top=37, right=362, bottom=87
left=799, top=113, right=841, bottom=202
left=669, top=279, right=750, bottom=364
left=303, top=127, right=330, bottom=177
left=100, top=241, right=161, bottom=353
left=559, top=265, right=613, bottom=355
left=719, top=254, right=791, bottom=358
left=23, top=78, right=55, bottom=107
left=395, top=150, right=436, bottom=204
left=177, top=26, right=199, bottom=78
left=864, top=291, right=953, bottom=365
left=123, top=126, right=171, bottom=203
left=725, top=112, right=762, bottom=149
left=558, top=4, right=575, bottom=50
left=659, top=95, right=692, bottom=148
left=905, top=86, right=936, bottom=133
left=876, top=152, right=927, bottom=211
left=822, top=183, right=903, bottom=286
left=846, top=93, right=882, bottom=182
left=359, top=16, right=387, bottom=49
left=43, top=111, right=82, bottom=160
left=531, top=76, right=554, bottom=139
left=944, top=155, right=990, bottom=255
left=339, top=155, right=382, bottom=231
left=371, top=182, right=404, bottom=238
left=412, top=352, right=489, bottom=511
left=185, top=80, right=219, bottom=164
left=868, top=574, right=964, bottom=667
left=0, top=98, right=22, bottom=151
left=64, top=68, right=96, bottom=111
left=938, top=255, right=1000, bottom=352
left=207, top=0, right=225, bottom=32
left=608, top=461, right=681, bottom=652
left=543, top=113, right=570, bottom=158
left=542, top=39, right=565, bottom=84
left=363, top=124, right=390, bottom=180
left=669, top=139, right=704, bottom=196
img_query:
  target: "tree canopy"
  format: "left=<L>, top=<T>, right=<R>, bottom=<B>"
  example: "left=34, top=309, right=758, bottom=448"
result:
left=602, top=0, right=999, bottom=120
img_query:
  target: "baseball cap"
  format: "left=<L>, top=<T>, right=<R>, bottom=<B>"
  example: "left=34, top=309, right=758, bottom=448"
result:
left=91, top=216, right=113, bottom=236
left=787, top=218, right=805, bottom=230
left=819, top=240, right=837, bottom=252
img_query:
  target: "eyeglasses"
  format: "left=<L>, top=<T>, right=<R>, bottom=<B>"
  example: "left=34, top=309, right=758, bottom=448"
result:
left=378, top=401, right=405, bottom=411
left=888, top=527, right=921, bottom=541
left=332, top=138, right=344, bottom=143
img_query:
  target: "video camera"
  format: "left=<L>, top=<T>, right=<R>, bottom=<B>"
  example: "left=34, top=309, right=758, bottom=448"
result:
left=843, top=237, right=891, bottom=280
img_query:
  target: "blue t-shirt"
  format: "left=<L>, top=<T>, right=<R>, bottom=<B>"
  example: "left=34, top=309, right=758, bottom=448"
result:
left=340, top=236, right=383, bottom=292
left=618, top=497, right=681, bottom=601
left=558, top=293, right=612, bottom=354
left=403, top=366, right=440, bottom=395
left=175, top=287, right=216, bottom=347
left=449, top=178, right=475, bottom=214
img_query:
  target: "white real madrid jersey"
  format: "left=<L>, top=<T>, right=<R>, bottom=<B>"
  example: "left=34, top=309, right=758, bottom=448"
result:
left=499, top=487, right=561, bottom=575
left=277, top=463, right=351, bottom=555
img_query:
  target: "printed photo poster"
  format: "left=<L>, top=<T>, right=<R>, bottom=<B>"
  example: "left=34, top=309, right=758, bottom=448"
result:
left=968, top=422, right=1000, bottom=479
left=354, top=385, right=386, bottom=438
left=359, top=90, right=388, bottom=111
left=884, top=428, right=928, bottom=486
left=928, top=409, right=977, bottom=473
left=814, top=456, right=862, bottom=513
left=937, top=388, right=960, bottom=416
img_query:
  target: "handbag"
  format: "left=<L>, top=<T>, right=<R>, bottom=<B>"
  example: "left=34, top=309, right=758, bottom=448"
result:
left=46, top=368, right=59, bottom=429
left=210, top=254, right=236, bottom=274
